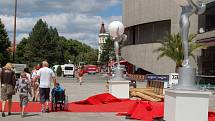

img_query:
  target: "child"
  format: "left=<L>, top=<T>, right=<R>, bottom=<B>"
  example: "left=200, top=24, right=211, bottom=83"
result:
left=16, top=72, right=32, bottom=118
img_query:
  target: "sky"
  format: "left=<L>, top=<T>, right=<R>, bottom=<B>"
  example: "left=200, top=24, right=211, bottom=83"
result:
left=0, top=0, right=122, bottom=48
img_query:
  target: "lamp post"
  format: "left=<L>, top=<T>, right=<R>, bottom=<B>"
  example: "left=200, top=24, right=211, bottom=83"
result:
left=13, top=0, right=17, bottom=62
left=107, top=21, right=129, bottom=99
left=174, top=0, right=206, bottom=90
left=108, top=21, right=127, bottom=81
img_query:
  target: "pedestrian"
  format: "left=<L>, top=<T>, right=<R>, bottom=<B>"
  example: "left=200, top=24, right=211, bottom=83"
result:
left=78, top=66, right=84, bottom=85
left=0, top=63, right=16, bottom=117
left=35, top=61, right=56, bottom=113
left=23, top=68, right=31, bottom=82
left=16, top=72, right=32, bottom=118
left=31, top=65, right=40, bottom=102
left=75, top=66, right=79, bottom=82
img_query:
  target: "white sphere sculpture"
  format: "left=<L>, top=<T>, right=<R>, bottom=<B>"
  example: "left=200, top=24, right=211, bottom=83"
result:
left=108, top=21, right=124, bottom=39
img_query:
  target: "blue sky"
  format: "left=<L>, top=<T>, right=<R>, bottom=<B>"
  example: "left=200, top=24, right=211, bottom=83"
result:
left=0, top=0, right=122, bottom=48
left=97, top=4, right=122, bottom=17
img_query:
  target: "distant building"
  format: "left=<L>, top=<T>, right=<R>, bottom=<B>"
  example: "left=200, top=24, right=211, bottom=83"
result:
left=122, top=0, right=215, bottom=79
left=97, top=22, right=109, bottom=62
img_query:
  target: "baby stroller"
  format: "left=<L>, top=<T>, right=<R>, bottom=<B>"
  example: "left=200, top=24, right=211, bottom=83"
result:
left=51, top=83, right=68, bottom=111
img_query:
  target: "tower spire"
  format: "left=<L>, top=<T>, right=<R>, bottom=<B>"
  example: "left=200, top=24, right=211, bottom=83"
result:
left=99, top=22, right=106, bottom=34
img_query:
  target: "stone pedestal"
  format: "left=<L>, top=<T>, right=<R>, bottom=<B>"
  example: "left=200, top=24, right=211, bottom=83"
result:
left=108, top=80, right=130, bottom=98
left=164, top=89, right=211, bottom=121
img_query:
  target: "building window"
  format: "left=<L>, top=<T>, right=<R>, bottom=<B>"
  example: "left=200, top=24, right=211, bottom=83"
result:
left=198, top=1, right=215, bottom=33
left=201, top=46, right=215, bottom=75
left=125, top=20, right=171, bottom=45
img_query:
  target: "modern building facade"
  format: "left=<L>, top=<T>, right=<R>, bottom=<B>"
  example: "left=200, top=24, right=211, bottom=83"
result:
left=97, top=22, right=109, bottom=62
left=122, top=0, right=215, bottom=79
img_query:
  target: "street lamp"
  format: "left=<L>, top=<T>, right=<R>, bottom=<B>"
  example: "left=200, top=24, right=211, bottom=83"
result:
left=108, top=21, right=127, bottom=81
left=174, top=0, right=206, bottom=90
left=13, top=0, right=17, bottom=62
left=107, top=21, right=130, bottom=98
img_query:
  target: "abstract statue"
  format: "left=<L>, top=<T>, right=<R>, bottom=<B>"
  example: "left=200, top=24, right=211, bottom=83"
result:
left=180, top=0, right=206, bottom=68
left=176, top=0, right=205, bottom=90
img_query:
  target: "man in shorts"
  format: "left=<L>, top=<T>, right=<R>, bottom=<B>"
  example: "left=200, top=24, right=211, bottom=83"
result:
left=36, top=61, right=56, bottom=113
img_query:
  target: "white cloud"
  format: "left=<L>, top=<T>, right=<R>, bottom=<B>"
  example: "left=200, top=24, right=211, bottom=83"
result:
left=16, top=33, right=29, bottom=43
left=0, top=0, right=122, bottom=48
left=0, top=13, right=110, bottom=48
left=0, top=15, right=37, bottom=32
left=60, top=32, right=99, bottom=48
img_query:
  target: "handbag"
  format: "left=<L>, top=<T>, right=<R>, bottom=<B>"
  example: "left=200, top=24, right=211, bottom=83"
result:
left=1, top=69, right=16, bottom=95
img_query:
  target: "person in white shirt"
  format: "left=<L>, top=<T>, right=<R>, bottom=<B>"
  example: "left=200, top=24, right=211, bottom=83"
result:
left=35, top=61, right=56, bottom=113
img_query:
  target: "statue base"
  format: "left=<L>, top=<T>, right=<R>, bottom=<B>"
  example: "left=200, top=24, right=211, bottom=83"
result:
left=108, top=75, right=130, bottom=98
left=164, top=89, right=211, bottom=121
left=174, top=67, right=198, bottom=90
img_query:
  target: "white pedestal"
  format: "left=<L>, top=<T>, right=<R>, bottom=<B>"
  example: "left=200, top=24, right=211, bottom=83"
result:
left=164, top=89, right=211, bottom=121
left=108, top=80, right=130, bottom=98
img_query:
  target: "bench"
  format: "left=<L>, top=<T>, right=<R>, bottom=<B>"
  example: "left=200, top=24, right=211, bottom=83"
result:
left=130, top=79, right=165, bottom=102
left=130, top=75, right=169, bottom=101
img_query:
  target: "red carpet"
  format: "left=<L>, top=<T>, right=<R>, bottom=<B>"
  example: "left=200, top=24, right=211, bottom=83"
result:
left=70, top=100, right=136, bottom=112
left=209, top=112, right=215, bottom=121
left=74, top=93, right=124, bottom=105
left=0, top=101, right=136, bottom=113
left=117, top=101, right=164, bottom=121
left=0, top=93, right=134, bottom=112
left=0, top=93, right=215, bottom=121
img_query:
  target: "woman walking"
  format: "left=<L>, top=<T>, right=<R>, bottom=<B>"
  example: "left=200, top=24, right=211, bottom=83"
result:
left=31, top=65, right=40, bottom=102
left=0, top=63, right=16, bottom=117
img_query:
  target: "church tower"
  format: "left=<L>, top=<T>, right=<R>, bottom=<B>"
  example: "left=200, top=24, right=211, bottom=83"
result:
left=98, top=22, right=109, bottom=62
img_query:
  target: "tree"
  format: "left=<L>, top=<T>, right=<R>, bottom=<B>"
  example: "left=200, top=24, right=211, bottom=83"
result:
left=16, top=19, right=98, bottom=68
left=16, top=19, right=61, bottom=67
left=16, top=38, right=29, bottom=64
left=100, top=36, right=115, bottom=65
left=0, top=19, right=11, bottom=66
left=154, top=33, right=205, bottom=72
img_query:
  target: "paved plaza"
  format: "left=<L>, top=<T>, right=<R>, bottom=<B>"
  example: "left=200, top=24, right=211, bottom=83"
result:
left=0, top=74, right=140, bottom=121
left=0, top=74, right=215, bottom=121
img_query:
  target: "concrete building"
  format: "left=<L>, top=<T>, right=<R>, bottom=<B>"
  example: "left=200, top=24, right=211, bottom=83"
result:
left=97, top=22, right=109, bottom=62
left=122, top=0, right=215, bottom=79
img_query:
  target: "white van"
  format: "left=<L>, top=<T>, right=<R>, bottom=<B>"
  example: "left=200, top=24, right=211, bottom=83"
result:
left=63, top=64, right=75, bottom=77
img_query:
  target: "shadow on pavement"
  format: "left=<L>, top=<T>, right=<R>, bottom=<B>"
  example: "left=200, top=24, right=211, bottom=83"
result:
left=24, top=113, right=40, bottom=117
